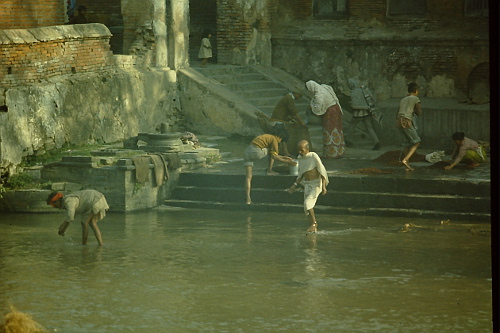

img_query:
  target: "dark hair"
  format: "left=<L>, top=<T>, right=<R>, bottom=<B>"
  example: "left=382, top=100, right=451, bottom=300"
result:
left=407, top=82, right=419, bottom=93
left=203, top=30, right=212, bottom=38
left=451, top=132, right=465, bottom=141
left=270, top=123, right=289, bottom=142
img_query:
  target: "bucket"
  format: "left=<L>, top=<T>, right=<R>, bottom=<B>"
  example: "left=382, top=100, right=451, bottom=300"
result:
left=289, top=159, right=299, bottom=176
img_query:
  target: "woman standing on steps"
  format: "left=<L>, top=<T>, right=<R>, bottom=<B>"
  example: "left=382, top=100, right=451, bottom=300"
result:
left=306, top=80, right=345, bottom=159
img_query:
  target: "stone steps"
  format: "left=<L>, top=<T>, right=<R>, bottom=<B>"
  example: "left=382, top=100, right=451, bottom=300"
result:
left=166, top=172, right=491, bottom=221
left=195, top=65, right=310, bottom=119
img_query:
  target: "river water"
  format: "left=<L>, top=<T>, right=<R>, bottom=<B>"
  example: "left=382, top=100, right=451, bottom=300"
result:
left=0, top=208, right=492, bottom=332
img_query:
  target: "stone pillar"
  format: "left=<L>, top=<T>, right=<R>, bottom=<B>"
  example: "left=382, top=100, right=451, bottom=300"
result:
left=152, top=0, right=168, bottom=67
left=168, top=0, right=190, bottom=69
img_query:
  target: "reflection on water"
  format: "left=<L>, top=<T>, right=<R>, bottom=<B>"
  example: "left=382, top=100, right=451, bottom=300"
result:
left=0, top=208, right=492, bottom=332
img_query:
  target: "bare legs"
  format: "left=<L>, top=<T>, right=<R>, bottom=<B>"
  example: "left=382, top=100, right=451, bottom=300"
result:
left=201, top=58, right=208, bottom=67
left=245, top=165, right=253, bottom=204
left=306, top=209, right=318, bottom=233
left=81, top=214, right=103, bottom=246
left=401, top=142, right=420, bottom=171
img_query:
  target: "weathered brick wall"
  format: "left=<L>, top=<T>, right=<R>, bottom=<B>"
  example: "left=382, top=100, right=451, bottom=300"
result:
left=0, top=24, right=113, bottom=87
left=216, top=0, right=272, bottom=65
left=273, top=0, right=486, bottom=24
left=349, top=0, right=386, bottom=19
left=122, top=0, right=152, bottom=54
left=83, top=0, right=122, bottom=26
left=0, top=0, right=65, bottom=29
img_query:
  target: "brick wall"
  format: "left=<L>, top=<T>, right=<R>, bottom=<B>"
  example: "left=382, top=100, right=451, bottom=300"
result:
left=0, top=24, right=113, bottom=87
left=216, top=0, right=273, bottom=64
left=0, top=0, right=65, bottom=29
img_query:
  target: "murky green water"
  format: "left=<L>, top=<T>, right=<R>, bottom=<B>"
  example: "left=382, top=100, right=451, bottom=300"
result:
left=0, top=208, right=492, bottom=332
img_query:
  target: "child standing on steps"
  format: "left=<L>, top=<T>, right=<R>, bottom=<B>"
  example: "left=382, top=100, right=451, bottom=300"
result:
left=198, top=31, right=212, bottom=67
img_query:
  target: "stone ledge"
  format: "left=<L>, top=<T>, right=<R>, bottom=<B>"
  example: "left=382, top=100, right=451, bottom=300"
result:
left=0, top=23, right=112, bottom=45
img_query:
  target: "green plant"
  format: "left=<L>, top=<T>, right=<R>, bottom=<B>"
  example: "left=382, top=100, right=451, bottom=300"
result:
left=205, top=153, right=222, bottom=164
left=6, top=174, right=34, bottom=189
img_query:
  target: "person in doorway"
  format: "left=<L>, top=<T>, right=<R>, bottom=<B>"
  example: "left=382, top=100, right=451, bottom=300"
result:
left=306, top=80, right=345, bottom=159
left=287, top=140, right=328, bottom=233
left=67, top=5, right=87, bottom=24
left=47, top=189, right=109, bottom=246
left=244, top=128, right=297, bottom=205
left=396, top=82, right=422, bottom=171
left=198, top=31, right=212, bottom=67
left=444, top=132, right=487, bottom=170
left=270, top=85, right=312, bottom=156
left=344, top=78, right=381, bottom=150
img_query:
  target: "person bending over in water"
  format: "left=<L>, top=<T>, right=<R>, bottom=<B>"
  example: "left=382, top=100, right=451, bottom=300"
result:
left=444, top=131, right=487, bottom=170
left=47, top=189, right=109, bottom=246
left=288, top=140, right=328, bottom=233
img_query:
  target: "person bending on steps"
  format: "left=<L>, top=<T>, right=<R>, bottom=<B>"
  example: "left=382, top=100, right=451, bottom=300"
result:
left=287, top=140, right=328, bottom=233
left=244, top=127, right=296, bottom=205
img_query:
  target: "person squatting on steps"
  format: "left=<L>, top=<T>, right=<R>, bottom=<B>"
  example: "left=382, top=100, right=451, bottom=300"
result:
left=444, top=131, right=487, bottom=170
left=287, top=140, right=329, bottom=233
left=47, top=189, right=109, bottom=246
left=244, top=127, right=297, bottom=205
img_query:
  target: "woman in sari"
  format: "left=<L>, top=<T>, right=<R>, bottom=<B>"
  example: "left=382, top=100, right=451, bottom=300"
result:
left=306, top=80, right=345, bottom=158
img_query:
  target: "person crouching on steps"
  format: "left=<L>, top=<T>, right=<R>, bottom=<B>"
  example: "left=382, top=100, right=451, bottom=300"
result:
left=47, top=189, right=109, bottom=246
left=287, top=140, right=329, bottom=233
left=244, top=127, right=297, bottom=205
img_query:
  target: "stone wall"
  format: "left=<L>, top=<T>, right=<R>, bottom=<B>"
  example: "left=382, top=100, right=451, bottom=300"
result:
left=271, top=37, right=489, bottom=101
left=0, top=0, right=65, bottom=29
left=0, top=67, right=180, bottom=177
left=0, top=24, right=113, bottom=87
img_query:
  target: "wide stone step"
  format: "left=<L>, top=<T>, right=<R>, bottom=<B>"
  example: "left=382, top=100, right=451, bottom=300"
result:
left=223, top=81, right=284, bottom=91
left=241, top=88, right=290, bottom=99
left=171, top=186, right=490, bottom=214
left=164, top=199, right=491, bottom=222
left=175, top=173, right=490, bottom=197
left=208, top=73, right=267, bottom=84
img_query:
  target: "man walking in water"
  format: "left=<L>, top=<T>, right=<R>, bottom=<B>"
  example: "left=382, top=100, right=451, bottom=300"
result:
left=288, top=140, right=328, bottom=233
left=47, top=189, right=109, bottom=245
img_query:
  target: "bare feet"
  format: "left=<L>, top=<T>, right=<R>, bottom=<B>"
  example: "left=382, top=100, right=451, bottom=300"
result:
left=266, top=170, right=279, bottom=176
left=402, top=160, right=414, bottom=171
left=246, top=199, right=252, bottom=205
left=307, top=222, right=318, bottom=233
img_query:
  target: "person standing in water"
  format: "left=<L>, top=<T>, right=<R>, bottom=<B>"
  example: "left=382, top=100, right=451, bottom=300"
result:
left=47, top=189, right=109, bottom=246
left=288, top=140, right=328, bottom=233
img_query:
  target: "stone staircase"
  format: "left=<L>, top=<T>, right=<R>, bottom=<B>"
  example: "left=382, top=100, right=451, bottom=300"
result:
left=194, top=65, right=312, bottom=121
left=167, top=65, right=491, bottom=222
left=167, top=171, right=490, bottom=222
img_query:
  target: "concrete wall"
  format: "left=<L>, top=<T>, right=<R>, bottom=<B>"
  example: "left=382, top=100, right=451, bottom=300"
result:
left=0, top=67, right=180, bottom=176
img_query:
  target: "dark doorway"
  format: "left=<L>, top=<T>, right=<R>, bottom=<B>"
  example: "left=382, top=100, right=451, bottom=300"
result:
left=189, top=0, right=217, bottom=64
